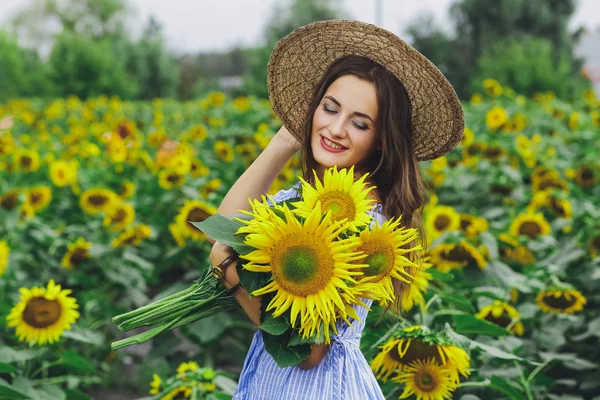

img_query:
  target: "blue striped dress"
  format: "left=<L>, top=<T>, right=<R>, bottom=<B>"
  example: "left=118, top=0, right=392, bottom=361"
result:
left=232, top=181, right=387, bottom=400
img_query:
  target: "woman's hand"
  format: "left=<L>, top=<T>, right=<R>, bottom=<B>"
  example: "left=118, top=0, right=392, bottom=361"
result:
left=272, top=125, right=301, bottom=153
left=209, top=241, right=239, bottom=283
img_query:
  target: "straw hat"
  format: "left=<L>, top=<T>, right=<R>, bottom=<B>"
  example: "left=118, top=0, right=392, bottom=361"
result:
left=267, top=19, right=464, bottom=162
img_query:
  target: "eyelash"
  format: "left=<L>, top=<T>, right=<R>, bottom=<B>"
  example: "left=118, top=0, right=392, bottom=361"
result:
left=322, top=105, right=368, bottom=130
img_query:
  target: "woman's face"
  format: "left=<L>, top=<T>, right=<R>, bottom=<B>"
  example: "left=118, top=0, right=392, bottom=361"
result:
left=311, top=74, right=380, bottom=179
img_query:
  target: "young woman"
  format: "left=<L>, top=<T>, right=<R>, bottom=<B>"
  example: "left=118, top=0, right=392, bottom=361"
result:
left=207, top=20, right=464, bottom=400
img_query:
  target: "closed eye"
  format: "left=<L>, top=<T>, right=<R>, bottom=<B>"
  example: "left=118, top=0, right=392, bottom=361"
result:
left=322, top=105, right=369, bottom=131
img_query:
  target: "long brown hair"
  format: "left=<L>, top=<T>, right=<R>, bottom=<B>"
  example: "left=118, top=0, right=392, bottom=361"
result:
left=298, top=54, right=430, bottom=314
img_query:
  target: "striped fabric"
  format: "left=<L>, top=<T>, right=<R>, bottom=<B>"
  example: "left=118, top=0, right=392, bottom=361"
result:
left=232, top=181, right=386, bottom=400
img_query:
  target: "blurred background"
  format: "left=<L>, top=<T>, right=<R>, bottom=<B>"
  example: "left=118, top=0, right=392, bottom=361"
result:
left=1, top=1, right=599, bottom=400
left=1, top=0, right=599, bottom=101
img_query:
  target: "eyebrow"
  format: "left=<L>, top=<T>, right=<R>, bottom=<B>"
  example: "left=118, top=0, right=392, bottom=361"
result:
left=324, top=95, right=374, bottom=123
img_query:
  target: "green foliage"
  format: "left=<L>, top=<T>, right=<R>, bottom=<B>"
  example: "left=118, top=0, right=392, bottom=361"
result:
left=406, top=0, right=587, bottom=100
left=0, top=31, right=54, bottom=101
left=471, top=36, right=587, bottom=98
left=48, top=31, right=138, bottom=99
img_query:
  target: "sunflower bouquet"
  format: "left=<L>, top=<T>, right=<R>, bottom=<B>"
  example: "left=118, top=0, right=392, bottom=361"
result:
left=111, top=165, right=423, bottom=367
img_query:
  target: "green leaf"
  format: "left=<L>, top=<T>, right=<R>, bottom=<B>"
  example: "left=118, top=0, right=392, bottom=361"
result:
left=123, top=251, right=154, bottom=271
left=439, top=293, right=475, bottom=312
left=428, top=269, right=453, bottom=282
left=61, top=350, right=95, bottom=374
left=64, top=388, right=91, bottom=400
left=0, top=380, right=30, bottom=399
left=262, top=331, right=311, bottom=368
left=258, top=314, right=289, bottom=336
left=489, top=376, right=524, bottom=400
left=61, top=327, right=104, bottom=346
left=0, top=363, right=16, bottom=373
left=186, top=313, right=233, bottom=344
left=0, top=346, right=46, bottom=363
left=190, top=215, right=248, bottom=252
left=238, top=266, right=269, bottom=294
left=288, top=329, right=324, bottom=347
left=446, top=329, right=525, bottom=362
left=452, top=314, right=510, bottom=337
left=12, top=377, right=65, bottom=400
left=479, top=231, right=499, bottom=259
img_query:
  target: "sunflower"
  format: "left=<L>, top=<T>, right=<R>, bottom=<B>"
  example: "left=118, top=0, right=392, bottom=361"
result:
left=80, top=188, right=118, bottom=215
left=112, top=224, right=152, bottom=248
left=117, top=180, right=136, bottom=199
left=482, top=78, right=503, bottom=97
left=400, top=255, right=433, bottom=312
left=292, top=165, right=377, bottom=233
left=175, top=199, right=217, bottom=240
left=49, top=159, right=78, bottom=187
left=177, top=361, right=200, bottom=380
left=430, top=240, right=487, bottom=271
left=470, top=93, right=483, bottom=104
left=476, top=300, right=524, bottom=336
left=25, top=186, right=52, bottom=212
left=424, top=206, right=461, bottom=243
left=461, top=127, right=474, bottom=147
left=547, top=196, right=572, bottom=220
left=459, top=214, right=489, bottom=239
left=509, top=212, right=551, bottom=240
left=532, top=175, right=569, bottom=193
left=575, top=165, right=596, bottom=188
left=186, top=124, right=208, bottom=141
left=61, top=237, right=92, bottom=270
left=482, top=144, right=506, bottom=162
left=199, top=178, right=222, bottom=198
left=485, top=106, right=509, bottom=131
left=6, top=279, right=80, bottom=345
left=238, top=201, right=367, bottom=342
left=371, top=325, right=470, bottom=383
left=169, top=223, right=187, bottom=248
left=0, top=240, right=10, bottom=276
left=149, top=374, right=161, bottom=395
left=158, top=168, right=185, bottom=190
left=214, top=140, right=234, bottom=163
left=103, top=202, right=135, bottom=232
left=0, top=188, right=20, bottom=210
left=19, top=201, right=36, bottom=221
left=190, top=159, right=210, bottom=178
left=167, top=154, right=192, bottom=175
left=394, top=358, right=458, bottom=400
left=536, top=288, right=587, bottom=314
left=12, top=148, right=40, bottom=172
left=350, top=216, right=422, bottom=305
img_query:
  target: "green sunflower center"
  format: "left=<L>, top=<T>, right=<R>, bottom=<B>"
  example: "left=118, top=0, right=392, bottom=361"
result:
left=416, top=370, right=438, bottom=392
left=321, top=192, right=356, bottom=223
left=518, top=221, right=542, bottom=239
left=281, top=246, right=319, bottom=284
left=271, top=233, right=333, bottom=296
left=356, top=240, right=394, bottom=281
left=364, top=251, right=390, bottom=277
left=23, top=297, right=62, bottom=328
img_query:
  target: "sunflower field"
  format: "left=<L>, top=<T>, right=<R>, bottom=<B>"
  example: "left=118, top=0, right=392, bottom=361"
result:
left=0, top=80, right=599, bottom=400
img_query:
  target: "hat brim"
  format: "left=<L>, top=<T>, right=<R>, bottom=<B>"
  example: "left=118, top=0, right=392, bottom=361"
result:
left=267, top=19, right=464, bottom=162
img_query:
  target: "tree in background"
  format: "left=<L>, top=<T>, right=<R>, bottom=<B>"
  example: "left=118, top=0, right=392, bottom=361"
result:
left=407, top=0, right=589, bottom=99
left=3, top=0, right=179, bottom=100
left=238, top=0, right=347, bottom=99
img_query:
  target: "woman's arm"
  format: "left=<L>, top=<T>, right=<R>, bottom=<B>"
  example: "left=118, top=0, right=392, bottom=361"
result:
left=298, top=343, right=331, bottom=370
left=209, top=241, right=261, bottom=325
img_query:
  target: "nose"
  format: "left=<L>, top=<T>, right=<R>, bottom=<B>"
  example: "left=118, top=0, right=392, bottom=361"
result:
left=328, top=117, right=347, bottom=139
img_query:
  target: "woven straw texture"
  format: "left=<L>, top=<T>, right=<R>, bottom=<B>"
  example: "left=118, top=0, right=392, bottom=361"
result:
left=267, top=19, right=464, bottom=162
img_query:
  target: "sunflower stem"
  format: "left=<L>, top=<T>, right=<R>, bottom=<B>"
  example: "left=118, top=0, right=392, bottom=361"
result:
left=526, top=358, right=552, bottom=384
left=111, top=285, right=197, bottom=323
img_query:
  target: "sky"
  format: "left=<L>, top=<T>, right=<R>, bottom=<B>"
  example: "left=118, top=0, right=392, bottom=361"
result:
left=1, top=0, right=600, bottom=54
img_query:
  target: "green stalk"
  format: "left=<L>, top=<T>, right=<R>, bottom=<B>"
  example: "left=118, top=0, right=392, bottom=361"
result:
left=111, top=285, right=197, bottom=323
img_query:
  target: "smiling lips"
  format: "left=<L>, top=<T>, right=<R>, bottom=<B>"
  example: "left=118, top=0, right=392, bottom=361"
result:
left=321, top=135, right=347, bottom=152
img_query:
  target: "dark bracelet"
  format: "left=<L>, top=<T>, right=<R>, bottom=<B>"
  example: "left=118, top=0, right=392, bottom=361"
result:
left=211, top=251, right=239, bottom=279
left=226, top=282, right=243, bottom=296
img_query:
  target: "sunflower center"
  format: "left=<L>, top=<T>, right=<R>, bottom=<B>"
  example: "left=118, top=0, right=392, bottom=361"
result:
left=519, top=222, right=542, bottom=239
left=167, top=173, right=180, bottom=183
left=321, top=192, right=356, bottom=223
left=70, top=248, right=89, bottom=264
left=460, top=218, right=472, bottom=230
left=363, top=251, right=390, bottom=277
left=445, top=245, right=472, bottom=263
left=581, top=168, right=593, bottom=181
left=280, top=246, right=319, bottom=284
left=271, top=233, right=333, bottom=296
left=484, top=312, right=512, bottom=328
left=542, top=293, right=577, bottom=309
left=23, top=297, right=62, bottom=328
left=30, top=192, right=42, bottom=205
left=389, top=340, right=444, bottom=365
left=416, top=370, right=438, bottom=392
left=89, top=194, right=108, bottom=206
left=1, top=192, right=19, bottom=210
left=21, top=156, right=32, bottom=167
left=112, top=208, right=127, bottom=223
left=434, top=215, right=451, bottom=231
